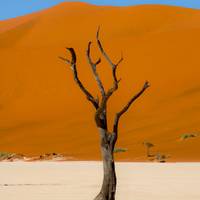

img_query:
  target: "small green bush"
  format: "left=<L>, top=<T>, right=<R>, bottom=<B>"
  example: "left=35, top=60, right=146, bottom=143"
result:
left=113, top=148, right=127, bottom=153
left=155, top=153, right=168, bottom=163
left=180, top=133, right=198, bottom=140
left=0, top=152, right=13, bottom=159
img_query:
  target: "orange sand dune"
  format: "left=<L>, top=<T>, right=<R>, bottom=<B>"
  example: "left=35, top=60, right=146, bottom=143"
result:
left=0, top=2, right=200, bottom=161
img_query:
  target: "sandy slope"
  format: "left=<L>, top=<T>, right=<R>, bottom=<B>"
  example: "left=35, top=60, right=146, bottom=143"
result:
left=0, top=162, right=200, bottom=200
left=0, top=2, right=200, bottom=161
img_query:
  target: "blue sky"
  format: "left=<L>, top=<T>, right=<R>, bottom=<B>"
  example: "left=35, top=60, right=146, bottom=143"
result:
left=0, top=0, right=200, bottom=20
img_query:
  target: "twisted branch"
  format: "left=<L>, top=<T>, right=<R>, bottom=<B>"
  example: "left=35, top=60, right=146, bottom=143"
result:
left=59, top=48, right=99, bottom=109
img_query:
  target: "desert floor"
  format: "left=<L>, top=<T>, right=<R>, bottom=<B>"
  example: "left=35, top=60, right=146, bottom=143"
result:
left=0, top=162, right=200, bottom=200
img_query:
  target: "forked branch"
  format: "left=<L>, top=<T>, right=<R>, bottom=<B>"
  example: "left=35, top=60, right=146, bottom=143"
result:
left=95, top=27, right=123, bottom=122
left=59, top=48, right=99, bottom=109
left=86, top=42, right=105, bottom=97
left=60, top=29, right=150, bottom=133
left=96, top=27, right=123, bottom=86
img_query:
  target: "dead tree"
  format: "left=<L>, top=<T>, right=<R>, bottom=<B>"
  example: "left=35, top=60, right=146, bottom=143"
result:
left=60, top=28, right=150, bottom=200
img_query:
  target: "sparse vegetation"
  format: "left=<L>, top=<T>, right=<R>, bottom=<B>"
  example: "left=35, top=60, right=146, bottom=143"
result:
left=0, top=152, right=14, bottom=161
left=0, top=152, right=25, bottom=161
left=143, top=141, right=154, bottom=157
left=155, top=153, right=169, bottom=163
left=180, top=133, right=198, bottom=140
left=0, top=152, right=13, bottom=160
left=113, top=148, right=127, bottom=153
left=0, top=152, right=71, bottom=162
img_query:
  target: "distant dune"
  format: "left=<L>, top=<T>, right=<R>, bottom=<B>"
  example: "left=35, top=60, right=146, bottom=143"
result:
left=0, top=2, right=200, bottom=161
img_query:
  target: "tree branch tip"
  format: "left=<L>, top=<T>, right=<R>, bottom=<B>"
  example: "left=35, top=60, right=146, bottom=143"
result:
left=58, top=56, right=65, bottom=61
left=96, top=26, right=100, bottom=38
left=65, top=47, right=75, bottom=53
left=144, top=81, right=150, bottom=89
left=58, top=56, right=70, bottom=64
left=95, top=58, right=101, bottom=65
left=115, top=56, right=124, bottom=67
left=117, top=78, right=122, bottom=83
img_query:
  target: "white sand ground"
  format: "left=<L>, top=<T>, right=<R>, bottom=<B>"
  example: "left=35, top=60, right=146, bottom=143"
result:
left=0, top=162, right=200, bottom=200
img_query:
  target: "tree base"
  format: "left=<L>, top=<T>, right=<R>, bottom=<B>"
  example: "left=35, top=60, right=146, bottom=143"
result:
left=94, top=193, right=107, bottom=200
left=94, top=193, right=104, bottom=200
left=94, top=192, right=115, bottom=200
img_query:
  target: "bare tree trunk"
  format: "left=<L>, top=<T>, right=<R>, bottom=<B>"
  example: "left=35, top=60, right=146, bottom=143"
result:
left=60, top=27, right=150, bottom=200
left=94, top=128, right=117, bottom=200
